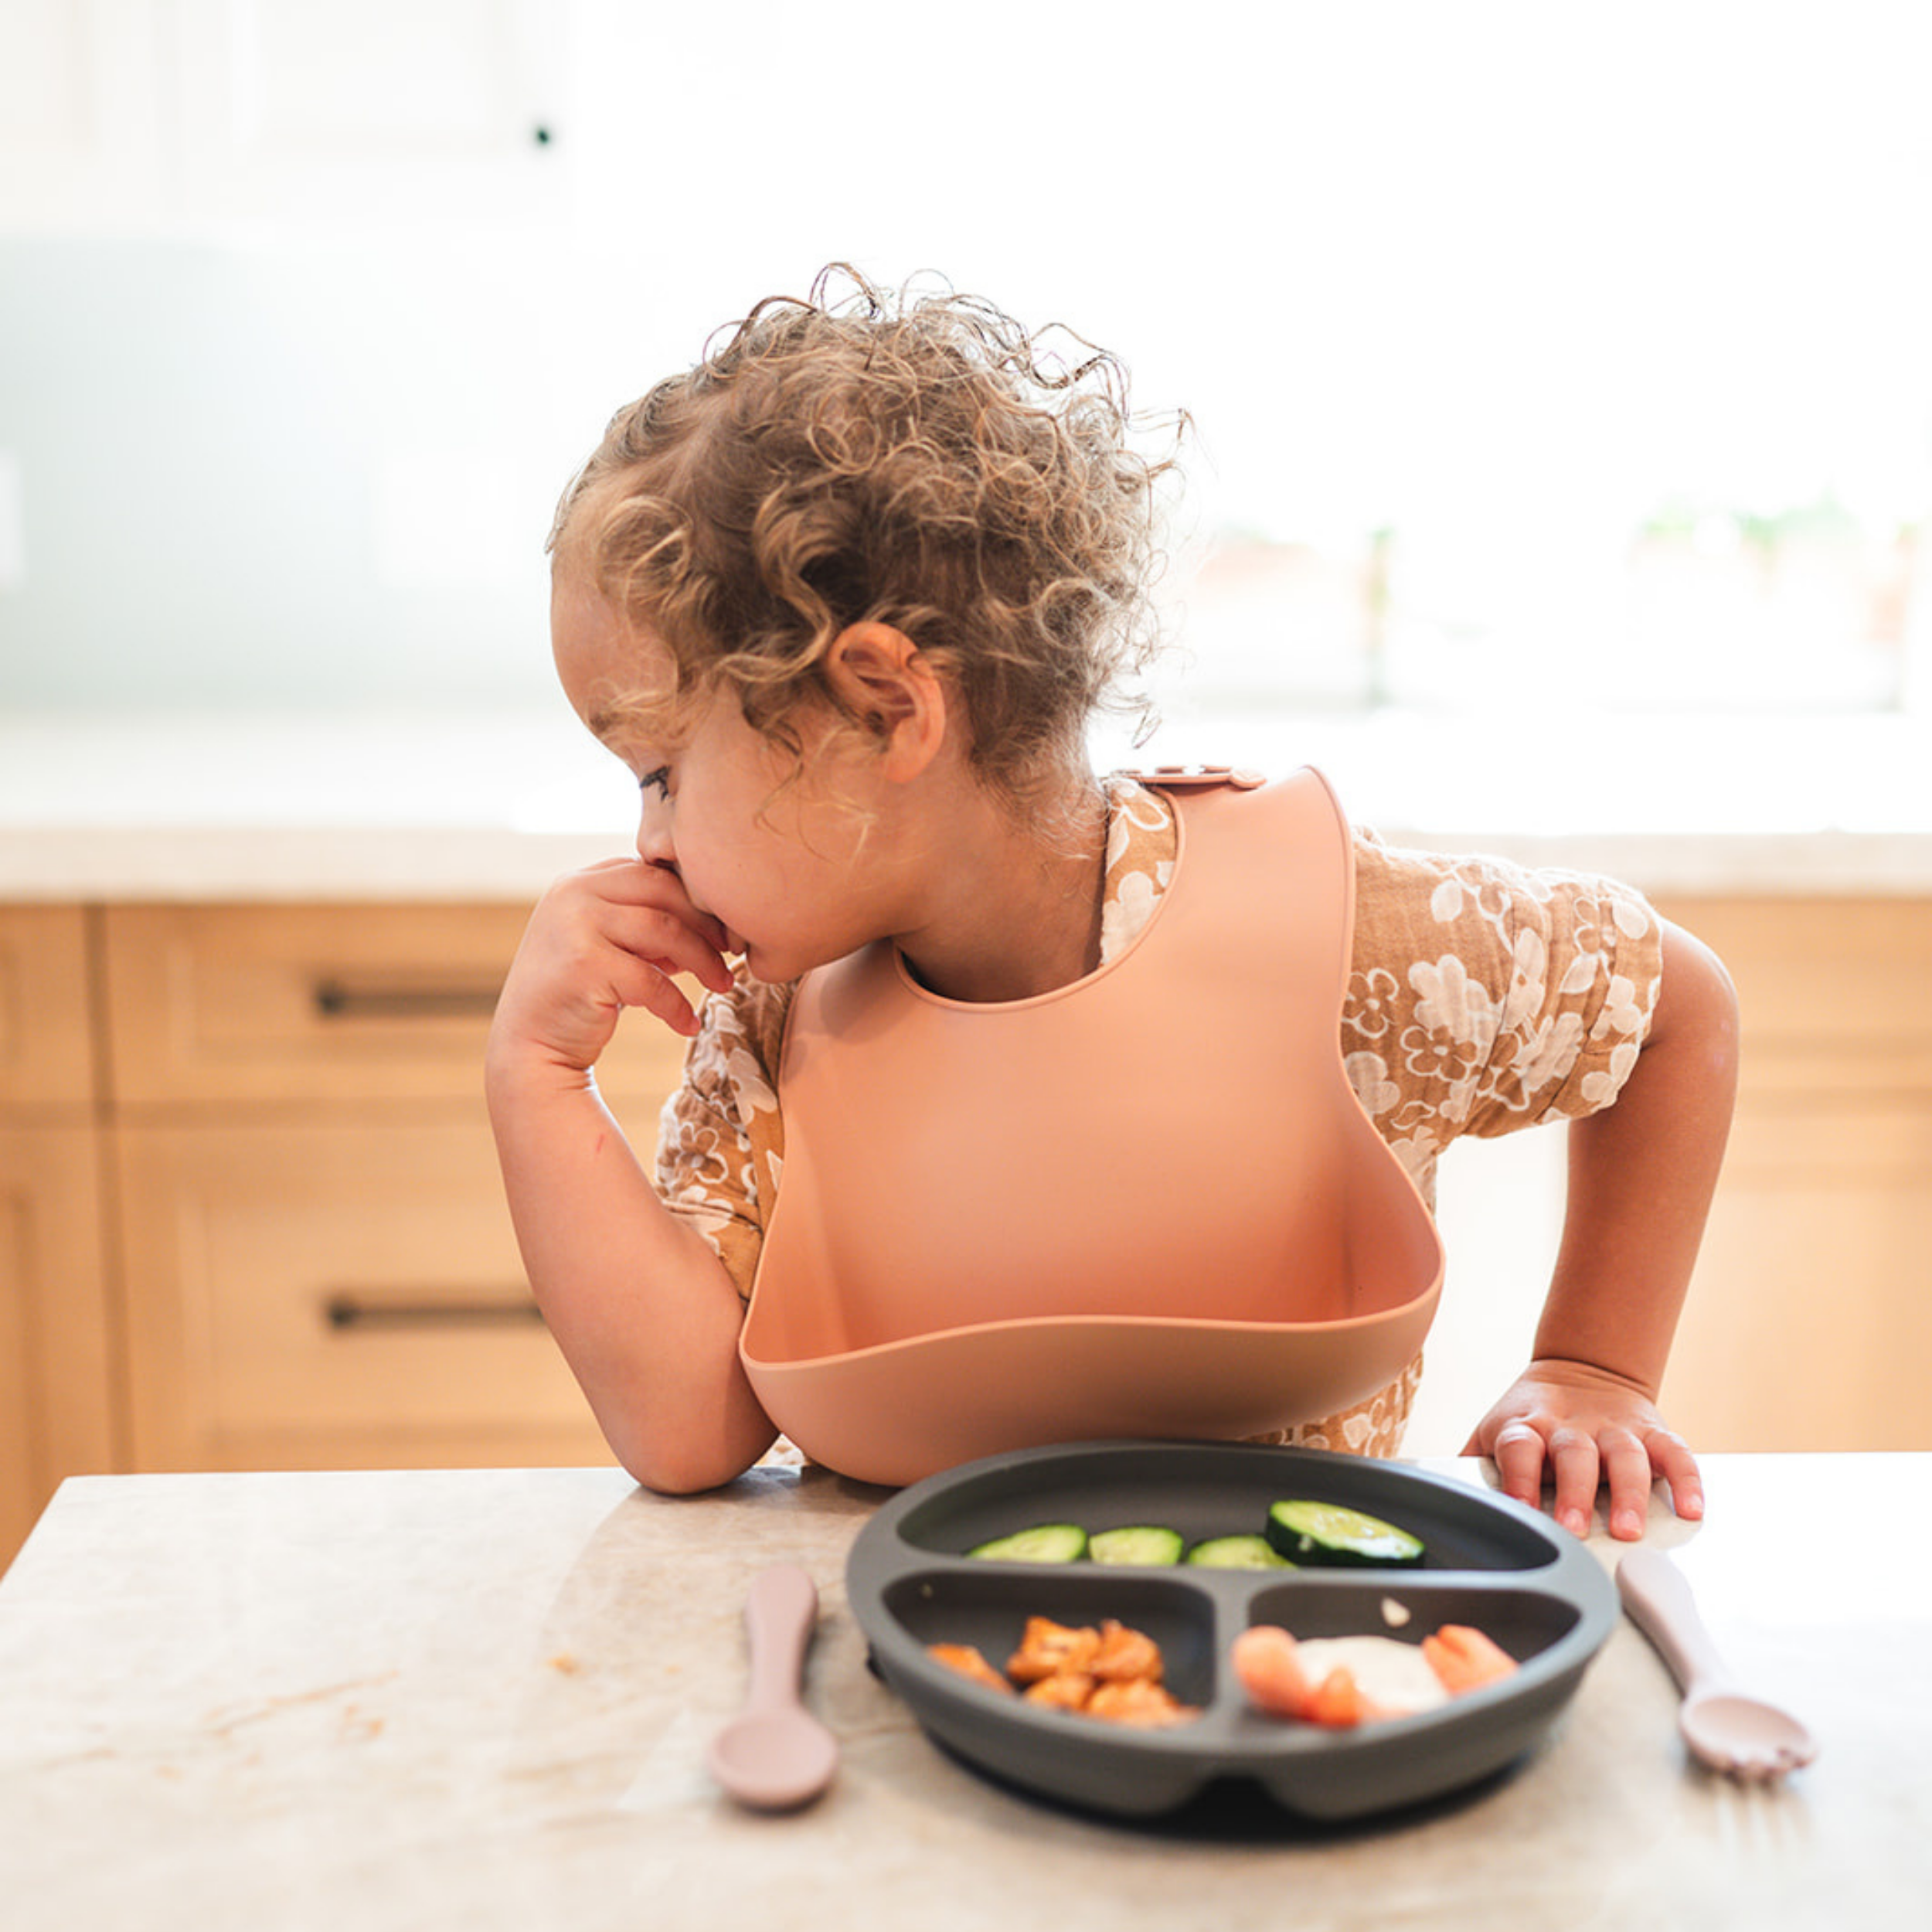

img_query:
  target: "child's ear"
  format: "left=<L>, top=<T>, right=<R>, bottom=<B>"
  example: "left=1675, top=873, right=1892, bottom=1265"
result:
left=825, top=622, right=947, bottom=781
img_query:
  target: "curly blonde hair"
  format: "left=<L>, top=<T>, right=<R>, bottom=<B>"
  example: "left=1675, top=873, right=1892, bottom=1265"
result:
left=548, top=266, right=1182, bottom=818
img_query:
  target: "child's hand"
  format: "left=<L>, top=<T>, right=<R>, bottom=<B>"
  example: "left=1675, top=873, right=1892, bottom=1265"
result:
left=1462, top=1359, right=1705, bottom=1543
left=491, top=857, right=738, bottom=1079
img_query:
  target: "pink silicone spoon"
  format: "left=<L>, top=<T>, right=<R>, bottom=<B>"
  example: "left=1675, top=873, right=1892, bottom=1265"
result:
left=706, top=1563, right=839, bottom=1810
left=1617, top=1547, right=1818, bottom=1782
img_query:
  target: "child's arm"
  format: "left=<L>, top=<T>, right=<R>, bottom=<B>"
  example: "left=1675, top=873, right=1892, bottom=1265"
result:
left=1464, top=917, right=1739, bottom=1540
left=485, top=858, right=781, bottom=1493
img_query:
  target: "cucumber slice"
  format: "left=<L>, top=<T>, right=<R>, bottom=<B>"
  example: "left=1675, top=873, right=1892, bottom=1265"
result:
left=1088, top=1525, right=1185, bottom=1566
left=1183, top=1533, right=1294, bottom=1570
left=1264, top=1499, right=1425, bottom=1567
left=965, top=1522, right=1089, bottom=1563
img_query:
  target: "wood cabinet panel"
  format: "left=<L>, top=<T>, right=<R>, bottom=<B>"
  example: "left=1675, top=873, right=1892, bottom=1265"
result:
left=2, top=903, right=112, bottom=1569
left=1652, top=896, right=1932, bottom=1093
left=1661, top=1094, right=1932, bottom=1450
left=115, top=1117, right=610, bottom=1472
left=101, top=902, right=692, bottom=1110
left=0, top=905, right=96, bottom=1110
left=0, top=1124, right=117, bottom=1568
left=1650, top=894, right=1932, bottom=1452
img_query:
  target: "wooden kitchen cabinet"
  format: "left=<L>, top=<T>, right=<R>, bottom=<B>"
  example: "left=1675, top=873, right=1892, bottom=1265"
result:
left=114, top=1117, right=604, bottom=1472
left=3, top=897, right=698, bottom=1567
left=0, top=902, right=97, bottom=1111
left=0, top=908, right=118, bottom=1568
left=1651, top=896, right=1932, bottom=1451
left=100, top=903, right=690, bottom=1476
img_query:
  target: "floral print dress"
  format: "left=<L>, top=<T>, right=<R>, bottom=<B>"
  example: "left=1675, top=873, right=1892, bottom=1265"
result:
left=648, top=776, right=1663, bottom=1459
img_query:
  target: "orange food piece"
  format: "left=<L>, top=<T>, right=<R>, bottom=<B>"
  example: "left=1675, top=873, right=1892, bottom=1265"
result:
left=1022, top=1670, right=1097, bottom=1711
left=1085, top=1679, right=1199, bottom=1727
left=1306, top=1664, right=1369, bottom=1728
left=934, top=1615, right=1197, bottom=1726
left=927, top=1642, right=1015, bottom=1695
left=1231, top=1624, right=1318, bottom=1721
left=1005, top=1616, right=1102, bottom=1684
left=1090, top=1619, right=1165, bottom=1684
left=1423, top=1624, right=1519, bottom=1695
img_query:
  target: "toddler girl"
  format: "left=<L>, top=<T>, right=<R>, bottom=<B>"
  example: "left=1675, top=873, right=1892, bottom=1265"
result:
left=486, top=268, right=1737, bottom=1540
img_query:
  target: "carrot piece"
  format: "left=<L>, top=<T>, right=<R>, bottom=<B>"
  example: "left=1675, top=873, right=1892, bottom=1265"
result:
left=927, top=1643, right=1015, bottom=1695
left=1231, top=1624, right=1318, bottom=1720
left=1423, top=1624, right=1519, bottom=1696
left=1307, top=1665, right=1369, bottom=1728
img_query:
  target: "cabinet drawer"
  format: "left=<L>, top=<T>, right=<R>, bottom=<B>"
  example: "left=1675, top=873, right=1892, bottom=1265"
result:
left=1653, top=896, right=1932, bottom=1094
left=101, top=902, right=693, bottom=1111
left=116, top=1118, right=612, bottom=1471
left=0, top=905, right=96, bottom=1110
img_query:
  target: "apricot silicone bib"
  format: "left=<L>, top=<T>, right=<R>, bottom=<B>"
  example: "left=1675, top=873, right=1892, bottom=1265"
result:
left=739, top=768, right=1444, bottom=1485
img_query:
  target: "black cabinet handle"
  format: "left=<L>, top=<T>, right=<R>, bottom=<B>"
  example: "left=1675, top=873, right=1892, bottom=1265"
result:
left=321, top=1293, right=545, bottom=1332
left=311, top=979, right=502, bottom=1021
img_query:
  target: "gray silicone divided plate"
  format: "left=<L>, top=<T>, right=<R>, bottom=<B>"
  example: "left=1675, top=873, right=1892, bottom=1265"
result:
left=845, top=1440, right=1618, bottom=1822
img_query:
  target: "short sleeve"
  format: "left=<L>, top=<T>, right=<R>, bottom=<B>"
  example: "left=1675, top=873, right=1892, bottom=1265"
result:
left=1342, top=833, right=1663, bottom=1180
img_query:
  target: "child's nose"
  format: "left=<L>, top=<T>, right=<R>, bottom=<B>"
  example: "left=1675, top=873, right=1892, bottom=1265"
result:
left=634, top=801, right=675, bottom=868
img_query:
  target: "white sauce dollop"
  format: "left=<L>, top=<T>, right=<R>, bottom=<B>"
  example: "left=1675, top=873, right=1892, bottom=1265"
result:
left=1293, top=1636, right=1449, bottom=1716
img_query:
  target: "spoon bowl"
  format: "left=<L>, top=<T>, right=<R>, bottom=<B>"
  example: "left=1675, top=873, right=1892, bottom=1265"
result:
left=707, top=1563, right=840, bottom=1811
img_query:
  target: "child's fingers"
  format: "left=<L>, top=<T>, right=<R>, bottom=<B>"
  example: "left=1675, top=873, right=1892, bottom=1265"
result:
left=497, top=866, right=732, bottom=1064
left=583, top=861, right=736, bottom=990
left=1485, top=1419, right=1552, bottom=1515
left=1599, top=1430, right=1658, bottom=1540
left=582, top=944, right=703, bottom=1038
left=1643, top=1425, right=1706, bottom=1526
left=601, top=901, right=735, bottom=999
left=1544, top=1428, right=1601, bottom=1539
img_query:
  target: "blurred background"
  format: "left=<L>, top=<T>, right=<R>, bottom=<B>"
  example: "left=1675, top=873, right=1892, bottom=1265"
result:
left=3, top=0, right=1928, bottom=750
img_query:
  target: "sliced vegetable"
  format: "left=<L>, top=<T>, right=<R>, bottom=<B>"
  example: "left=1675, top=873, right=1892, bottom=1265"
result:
left=966, top=1522, right=1089, bottom=1563
left=1264, top=1499, right=1425, bottom=1567
left=1307, top=1662, right=1369, bottom=1728
left=1185, top=1533, right=1294, bottom=1570
left=1233, top=1625, right=1336, bottom=1725
left=1422, top=1624, right=1519, bottom=1694
left=1088, top=1525, right=1186, bottom=1566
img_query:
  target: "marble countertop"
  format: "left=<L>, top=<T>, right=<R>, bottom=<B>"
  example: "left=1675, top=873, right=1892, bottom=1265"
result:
left=2, top=1454, right=1927, bottom=1930
left=3, top=711, right=1931, bottom=900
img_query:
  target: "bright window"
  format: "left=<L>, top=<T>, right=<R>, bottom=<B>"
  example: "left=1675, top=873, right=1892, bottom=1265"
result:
left=569, top=0, right=1932, bottom=719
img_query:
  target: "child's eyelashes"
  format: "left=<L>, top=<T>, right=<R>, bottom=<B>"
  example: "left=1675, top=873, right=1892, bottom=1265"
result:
left=638, top=765, right=672, bottom=801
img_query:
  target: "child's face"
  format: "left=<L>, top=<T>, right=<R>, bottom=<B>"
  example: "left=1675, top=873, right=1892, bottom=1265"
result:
left=551, top=565, right=909, bottom=985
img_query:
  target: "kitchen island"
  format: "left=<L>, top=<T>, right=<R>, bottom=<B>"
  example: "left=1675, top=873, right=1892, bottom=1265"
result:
left=2, top=1454, right=1927, bottom=1930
